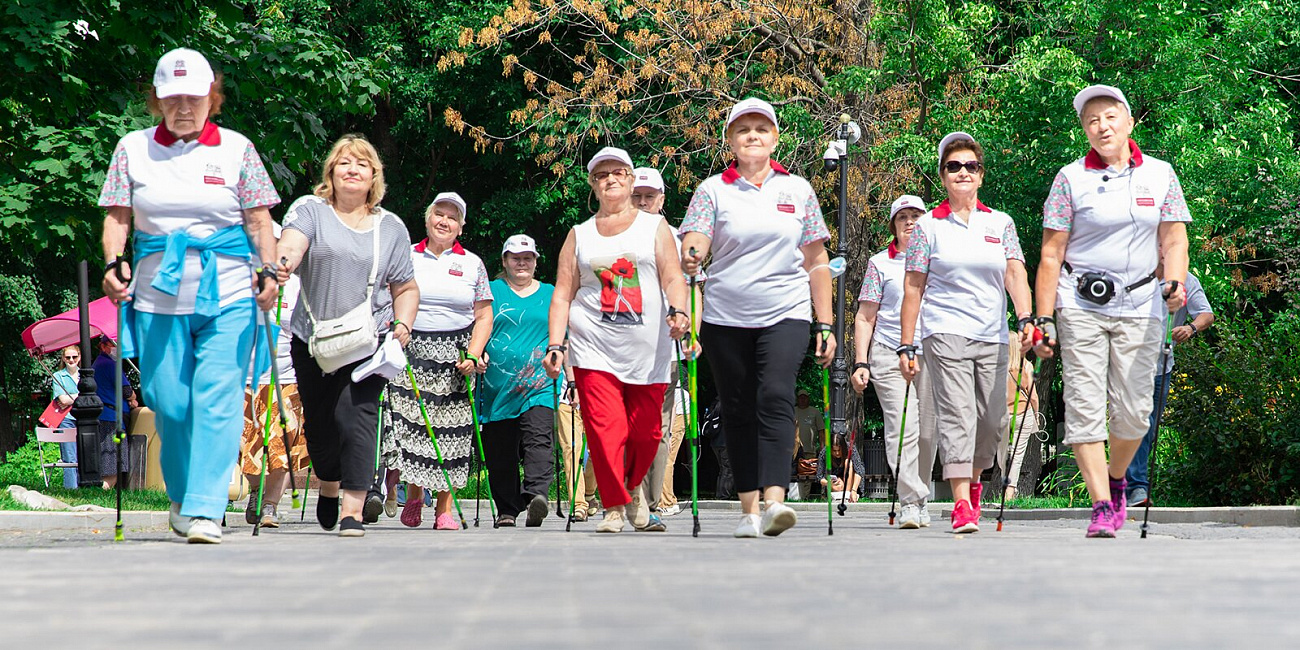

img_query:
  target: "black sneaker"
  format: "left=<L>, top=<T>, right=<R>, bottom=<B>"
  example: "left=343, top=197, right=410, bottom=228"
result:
left=339, top=516, right=365, bottom=537
left=244, top=495, right=259, bottom=525
left=363, top=491, right=384, bottom=524
left=525, top=494, right=549, bottom=527
left=317, top=495, right=340, bottom=531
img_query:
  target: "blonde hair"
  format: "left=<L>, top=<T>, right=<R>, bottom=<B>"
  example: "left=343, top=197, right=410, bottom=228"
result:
left=314, top=134, right=386, bottom=212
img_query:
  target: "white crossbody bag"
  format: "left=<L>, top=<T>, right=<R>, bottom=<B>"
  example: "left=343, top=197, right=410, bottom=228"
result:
left=300, top=215, right=383, bottom=374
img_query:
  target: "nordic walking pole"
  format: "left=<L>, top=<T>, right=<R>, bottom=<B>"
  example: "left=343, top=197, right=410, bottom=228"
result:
left=253, top=285, right=285, bottom=536
left=374, top=388, right=386, bottom=503
left=463, top=352, right=498, bottom=527
left=996, top=355, right=1039, bottom=532
left=821, top=350, right=833, bottom=536
left=471, top=426, right=481, bottom=527
left=270, top=262, right=300, bottom=513
left=686, top=264, right=701, bottom=538
left=300, top=463, right=311, bottom=522
left=888, top=381, right=911, bottom=526
left=552, top=376, right=566, bottom=519
left=252, top=383, right=274, bottom=537
left=838, top=426, right=857, bottom=517
left=404, top=363, right=468, bottom=529
left=1142, top=299, right=1178, bottom=539
left=112, top=256, right=126, bottom=543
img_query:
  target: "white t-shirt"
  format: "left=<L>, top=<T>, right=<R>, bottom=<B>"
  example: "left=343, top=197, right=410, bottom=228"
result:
left=410, top=239, right=493, bottom=332
left=569, top=211, right=672, bottom=385
left=858, top=243, right=922, bottom=353
left=98, top=123, right=281, bottom=315
left=904, top=200, right=1025, bottom=344
left=681, top=161, right=830, bottom=328
left=1043, top=140, right=1193, bottom=320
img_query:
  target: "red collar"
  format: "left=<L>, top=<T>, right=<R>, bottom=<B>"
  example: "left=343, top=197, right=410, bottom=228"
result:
left=414, top=239, right=465, bottom=255
left=1084, top=138, right=1144, bottom=171
left=720, top=159, right=790, bottom=185
left=153, top=121, right=220, bottom=147
left=887, top=241, right=901, bottom=259
left=931, top=199, right=992, bottom=219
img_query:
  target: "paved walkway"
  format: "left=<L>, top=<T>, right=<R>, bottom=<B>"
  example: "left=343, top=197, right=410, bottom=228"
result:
left=3, top=508, right=1298, bottom=648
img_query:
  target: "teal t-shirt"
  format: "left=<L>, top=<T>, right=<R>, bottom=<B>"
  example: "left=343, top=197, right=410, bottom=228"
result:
left=480, top=279, right=556, bottom=423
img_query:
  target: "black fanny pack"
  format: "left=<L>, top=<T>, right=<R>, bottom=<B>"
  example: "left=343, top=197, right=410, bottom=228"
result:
left=1064, top=262, right=1156, bottom=306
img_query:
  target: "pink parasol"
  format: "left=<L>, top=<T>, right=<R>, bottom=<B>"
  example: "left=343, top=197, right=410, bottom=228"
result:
left=21, top=297, right=118, bottom=355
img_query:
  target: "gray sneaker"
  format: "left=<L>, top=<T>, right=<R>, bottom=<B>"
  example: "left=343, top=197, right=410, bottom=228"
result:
left=1127, top=487, right=1151, bottom=508
left=919, top=503, right=932, bottom=528
left=169, top=502, right=191, bottom=538
left=898, top=503, right=922, bottom=529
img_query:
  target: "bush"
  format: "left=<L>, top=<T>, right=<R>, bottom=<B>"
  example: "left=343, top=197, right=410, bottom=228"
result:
left=1161, top=316, right=1300, bottom=505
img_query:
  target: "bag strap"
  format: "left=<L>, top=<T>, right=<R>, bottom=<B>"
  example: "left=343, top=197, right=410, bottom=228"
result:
left=300, top=212, right=385, bottom=326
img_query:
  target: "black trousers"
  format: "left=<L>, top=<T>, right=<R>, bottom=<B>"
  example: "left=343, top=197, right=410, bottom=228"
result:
left=481, top=405, right=555, bottom=517
left=291, top=337, right=385, bottom=492
left=699, top=319, right=808, bottom=493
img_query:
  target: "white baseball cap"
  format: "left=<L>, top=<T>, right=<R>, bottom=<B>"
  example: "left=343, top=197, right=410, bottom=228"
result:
left=725, top=97, right=779, bottom=131
left=632, top=167, right=664, bottom=192
left=1073, top=84, right=1132, bottom=117
left=890, top=195, right=926, bottom=218
left=431, top=192, right=468, bottom=222
left=586, top=146, right=634, bottom=172
left=937, top=131, right=978, bottom=164
left=153, top=48, right=215, bottom=98
left=502, top=234, right=538, bottom=256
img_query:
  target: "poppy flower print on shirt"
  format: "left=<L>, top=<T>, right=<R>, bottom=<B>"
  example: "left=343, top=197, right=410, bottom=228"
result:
left=592, top=253, right=643, bottom=325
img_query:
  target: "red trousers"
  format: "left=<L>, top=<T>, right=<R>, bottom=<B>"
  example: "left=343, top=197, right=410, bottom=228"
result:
left=573, top=368, right=667, bottom=508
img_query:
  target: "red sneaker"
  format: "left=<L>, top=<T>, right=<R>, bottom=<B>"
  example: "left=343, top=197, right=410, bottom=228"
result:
left=970, top=482, right=983, bottom=520
left=951, top=499, right=979, bottom=534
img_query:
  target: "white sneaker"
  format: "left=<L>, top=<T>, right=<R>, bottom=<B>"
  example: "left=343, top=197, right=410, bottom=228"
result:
left=630, top=484, right=650, bottom=530
left=595, top=508, right=626, bottom=533
left=733, top=514, right=761, bottom=538
left=761, top=502, right=798, bottom=537
left=660, top=503, right=682, bottom=517
left=919, top=503, right=932, bottom=528
left=186, top=518, right=222, bottom=544
left=898, top=504, right=921, bottom=529
left=169, top=502, right=190, bottom=538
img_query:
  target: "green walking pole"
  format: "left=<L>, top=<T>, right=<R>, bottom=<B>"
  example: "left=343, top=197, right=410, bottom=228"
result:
left=375, top=388, right=386, bottom=501
left=462, top=352, right=497, bottom=527
left=253, top=278, right=286, bottom=536
left=269, top=263, right=300, bottom=514
left=300, top=463, right=311, bottom=522
left=404, top=363, right=468, bottom=529
left=686, top=267, right=701, bottom=538
left=820, top=351, right=833, bottom=536
left=252, top=381, right=275, bottom=536
left=552, top=377, right=568, bottom=520
left=1142, top=300, right=1178, bottom=539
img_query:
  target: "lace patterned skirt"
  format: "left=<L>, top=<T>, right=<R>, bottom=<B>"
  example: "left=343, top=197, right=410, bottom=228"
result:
left=382, top=326, right=473, bottom=491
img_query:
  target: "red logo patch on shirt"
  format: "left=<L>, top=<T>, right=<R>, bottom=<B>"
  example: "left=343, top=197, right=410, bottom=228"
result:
left=984, top=236, right=1001, bottom=244
left=776, top=204, right=796, bottom=214
left=449, top=263, right=464, bottom=277
left=203, top=175, right=224, bottom=185
left=1136, top=197, right=1156, bottom=207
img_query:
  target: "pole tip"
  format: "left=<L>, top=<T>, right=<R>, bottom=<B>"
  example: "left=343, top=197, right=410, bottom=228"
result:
left=996, top=521, right=1003, bottom=531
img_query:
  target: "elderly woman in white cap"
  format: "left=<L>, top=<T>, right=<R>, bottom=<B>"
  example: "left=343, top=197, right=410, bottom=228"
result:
left=851, top=194, right=937, bottom=529
left=384, top=191, right=493, bottom=531
left=477, top=234, right=556, bottom=527
left=680, top=98, right=835, bottom=539
left=1033, top=85, right=1189, bottom=538
left=543, top=147, right=689, bottom=534
left=898, top=131, right=1034, bottom=534
left=99, top=48, right=280, bottom=544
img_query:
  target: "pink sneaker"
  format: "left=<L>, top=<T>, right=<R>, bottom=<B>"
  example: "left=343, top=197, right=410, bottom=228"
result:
left=1109, top=476, right=1127, bottom=530
left=435, top=512, right=460, bottom=530
left=951, top=499, right=979, bottom=534
left=970, top=482, right=983, bottom=520
left=1086, top=501, right=1117, bottom=538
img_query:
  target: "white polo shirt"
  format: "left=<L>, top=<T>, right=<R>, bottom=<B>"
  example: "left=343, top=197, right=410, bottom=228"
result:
left=98, top=122, right=281, bottom=315
left=681, top=161, right=830, bottom=328
left=410, top=239, right=493, bottom=332
left=858, top=242, right=921, bottom=352
left=1043, top=139, right=1192, bottom=320
left=904, top=200, right=1024, bottom=344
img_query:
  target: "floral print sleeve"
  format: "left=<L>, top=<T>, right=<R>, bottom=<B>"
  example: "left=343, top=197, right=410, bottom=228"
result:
left=237, top=143, right=281, bottom=209
left=1042, top=171, right=1073, bottom=231
left=858, top=260, right=883, bottom=303
left=1160, top=171, right=1192, bottom=222
left=97, top=144, right=132, bottom=207
left=904, top=224, right=932, bottom=274
left=680, top=187, right=716, bottom=238
left=474, top=261, right=493, bottom=302
left=1002, top=219, right=1025, bottom=261
left=799, top=192, right=831, bottom=247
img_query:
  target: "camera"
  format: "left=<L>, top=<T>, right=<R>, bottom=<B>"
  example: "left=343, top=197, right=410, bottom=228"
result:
left=1076, top=272, right=1115, bottom=305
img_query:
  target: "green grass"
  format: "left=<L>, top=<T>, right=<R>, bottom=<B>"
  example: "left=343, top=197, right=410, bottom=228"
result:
left=1, top=431, right=172, bottom=512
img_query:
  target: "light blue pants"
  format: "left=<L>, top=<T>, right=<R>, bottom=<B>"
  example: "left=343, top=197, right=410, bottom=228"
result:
left=58, top=416, right=78, bottom=489
left=134, top=300, right=255, bottom=520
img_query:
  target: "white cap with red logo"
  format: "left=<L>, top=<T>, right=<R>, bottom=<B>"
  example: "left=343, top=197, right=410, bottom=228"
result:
left=502, top=234, right=538, bottom=256
left=1072, top=84, right=1132, bottom=117
left=632, top=167, right=664, bottom=192
left=890, top=195, right=926, bottom=218
left=586, top=146, right=634, bottom=172
left=153, top=48, right=215, bottom=98
left=432, top=192, right=468, bottom=222
left=725, top=97, right=779, bottom=131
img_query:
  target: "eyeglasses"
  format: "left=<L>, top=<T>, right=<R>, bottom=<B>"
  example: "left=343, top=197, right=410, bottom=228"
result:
left=593, top=168, right=631, bottom=182
left=943, top=160, right=983, bottom=174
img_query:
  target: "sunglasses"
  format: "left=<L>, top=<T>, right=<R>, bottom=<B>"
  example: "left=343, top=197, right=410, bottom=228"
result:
left=63, top=355, right=80, bottom=360
left=593, top=168, right=630, bottom=182
left=943, top=160, right=983, bottom=174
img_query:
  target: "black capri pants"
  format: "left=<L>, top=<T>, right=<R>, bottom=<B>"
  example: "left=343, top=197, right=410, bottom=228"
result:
left=699, top=319, right=809, bottom=494
left=291, top=337, right=386, bottom=492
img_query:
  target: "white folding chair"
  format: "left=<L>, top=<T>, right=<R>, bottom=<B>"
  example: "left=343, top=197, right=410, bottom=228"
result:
left=34, top=427, right=78, bottom=488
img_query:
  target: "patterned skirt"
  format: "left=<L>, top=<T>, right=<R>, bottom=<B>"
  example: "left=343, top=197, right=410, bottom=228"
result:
left=383, top=326, right=473, bottom=491
left=240, top=383, right=310, bottom=475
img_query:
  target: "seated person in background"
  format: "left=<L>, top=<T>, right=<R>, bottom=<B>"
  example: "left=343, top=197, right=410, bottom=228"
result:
left=817, top=434, right=867, bottom=502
